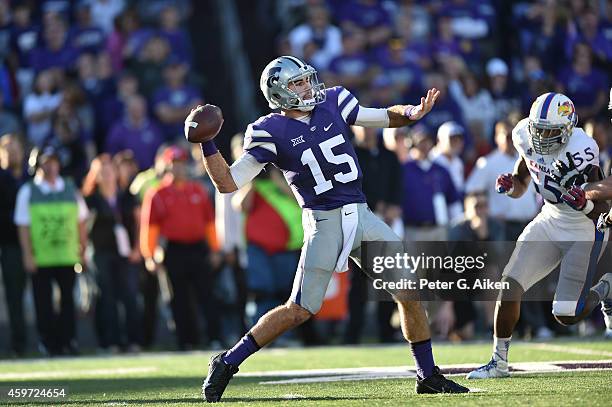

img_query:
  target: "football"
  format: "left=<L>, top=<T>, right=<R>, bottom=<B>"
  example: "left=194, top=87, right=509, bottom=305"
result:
left=184, top=104, right=224, bottom=143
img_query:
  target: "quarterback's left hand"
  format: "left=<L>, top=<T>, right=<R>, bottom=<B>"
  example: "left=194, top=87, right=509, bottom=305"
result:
left=561, top=184, right=588, bottom=211
left=406, top=88, right=440, bottom=120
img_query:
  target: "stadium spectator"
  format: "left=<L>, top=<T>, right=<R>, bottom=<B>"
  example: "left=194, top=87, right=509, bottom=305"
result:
left=430, top=121, right=466, bottom=195
left=448, top=69, right=495, bottom=140
left=382, top=126, right=411, bottom=164
left=140, top=146, right=222, bottom=349
left=334, top=0, right=392, bottom=49
left=0, top=134, right=28, bottom=356
left=288, top=4, right=342, bottom=70
left=344, top=126, right=401, bottom=344
left=128, top=146, right=167, bottom=348
left=447, top=192, right=504, bottom=340
left=45, top=100, right=90, bottom=185
left=105, top=94, right=164, bottom=170
left=431, top=15, right=464, bottom=66
left=105, top=8, right=137, bottom=72
left=29, top=17, right=79, bottom=72
left=14, top=146, right=88, bottom=356
left=158, top=5, right=193, bottom=64
left=129, top=35, right=170, bottom=98
left=391, top=17, right=432, bottom=70
left=82, top=154, right=142, bottom=353
left=0, top=89, right=22, bottom=136
left=557, top=42, right=608, bottom=121
left=112, top=151, right=143, bottom=275
left=514, top=0, right=565, bottom=73
left=325, top=28, right=374, bottom=97
left=9, top=3, right=38, bottom=95
left=232, top=166, right=302, bottom=324
left=565, top=6, right=612, bottom=64
left=418, top=73, right=465, bottom=137
left=465, top=120, right=539, bottom=240
left=23, top=69, right=62, bottom=147
left=97, top=70, right=138, bottom=148
left=152, top=58, right=202, bottom=141
left=401, top=127, right=460, bottom=241
left=375, top=38, right=425, bottom=102
left=71, top=2, right=106, bottom=54
left=486, top=58, right=520, bottom=126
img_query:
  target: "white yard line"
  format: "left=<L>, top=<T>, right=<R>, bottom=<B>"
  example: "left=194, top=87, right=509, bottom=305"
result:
left=239, top=360, right=612, bottom=385
left=524, top=343, right=612, bottom=357
left=0, top=366, right=158, bottom=380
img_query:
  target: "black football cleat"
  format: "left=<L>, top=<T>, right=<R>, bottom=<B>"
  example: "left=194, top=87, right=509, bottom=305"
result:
left=202, top=352, right=239, bottom=402
left=416, top=366, right=470, bottom=394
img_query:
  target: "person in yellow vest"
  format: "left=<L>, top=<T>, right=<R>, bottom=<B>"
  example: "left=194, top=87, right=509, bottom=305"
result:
left=14, top=146, right=89, bottom=356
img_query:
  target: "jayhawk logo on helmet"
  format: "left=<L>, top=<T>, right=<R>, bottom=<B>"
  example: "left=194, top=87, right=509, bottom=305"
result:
left=557, top=101, right=575, bottom=118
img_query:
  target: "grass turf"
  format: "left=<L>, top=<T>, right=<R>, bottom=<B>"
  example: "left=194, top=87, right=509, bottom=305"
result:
left=0, top=339, right=610, bottom=406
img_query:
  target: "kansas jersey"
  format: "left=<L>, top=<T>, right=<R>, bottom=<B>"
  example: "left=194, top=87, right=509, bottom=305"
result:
left=513, top=118, right=599, bottom=222
left=243, top=86, right=367, bottom=210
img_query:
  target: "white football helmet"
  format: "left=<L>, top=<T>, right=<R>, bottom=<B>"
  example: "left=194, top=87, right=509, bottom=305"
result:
left=259, top=56, right=325, bottom=112
left=528, top=92, right=577, bottom=155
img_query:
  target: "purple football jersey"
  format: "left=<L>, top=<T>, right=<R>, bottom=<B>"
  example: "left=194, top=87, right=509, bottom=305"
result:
left=244, top=86, right=366, bottom=210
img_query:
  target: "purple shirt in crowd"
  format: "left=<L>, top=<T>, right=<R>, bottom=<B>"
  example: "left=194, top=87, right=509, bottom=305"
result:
left=70, top=26, right=106, bottom=54
left=29, top=44, right=80, bottom=71
left=105, top=119, right=164, bottom=170
left=152, top=84, right=201, bottom=140
left=401, top=160, right=458, bottom=225
left=557, top=67, right=608, bottom=109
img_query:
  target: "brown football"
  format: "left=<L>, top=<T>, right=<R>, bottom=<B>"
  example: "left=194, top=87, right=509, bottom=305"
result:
left=184, top=104, right=224, bottom=143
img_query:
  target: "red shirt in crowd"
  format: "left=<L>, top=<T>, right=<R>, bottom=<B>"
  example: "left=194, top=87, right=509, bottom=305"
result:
left=140, top=175, right=218, bottom=256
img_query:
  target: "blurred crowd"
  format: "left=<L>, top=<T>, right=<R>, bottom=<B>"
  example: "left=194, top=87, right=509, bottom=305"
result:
left=0, top=0, right=611, bottom=357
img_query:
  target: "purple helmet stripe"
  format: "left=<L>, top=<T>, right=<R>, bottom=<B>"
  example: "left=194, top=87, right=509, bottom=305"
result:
left=539, top=92, right=556, bottom=120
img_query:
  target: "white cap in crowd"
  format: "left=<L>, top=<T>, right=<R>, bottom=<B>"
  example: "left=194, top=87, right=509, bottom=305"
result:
left=437, top=121, right=465, bottom=140
left=486, top=58, right=509, bottom=77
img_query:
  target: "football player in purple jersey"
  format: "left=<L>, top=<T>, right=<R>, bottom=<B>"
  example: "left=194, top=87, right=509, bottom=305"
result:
left=194, top=56, right=469, bottom=402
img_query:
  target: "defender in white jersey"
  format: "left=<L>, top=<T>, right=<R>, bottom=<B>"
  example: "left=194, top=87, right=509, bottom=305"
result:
left=467, top=92, right=612, bottom=379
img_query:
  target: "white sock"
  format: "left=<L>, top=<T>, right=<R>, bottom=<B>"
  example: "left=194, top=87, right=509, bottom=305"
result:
left=493, top=336, right=511, bottom=362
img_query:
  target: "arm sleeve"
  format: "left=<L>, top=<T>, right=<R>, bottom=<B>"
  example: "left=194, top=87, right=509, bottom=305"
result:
left=229, top=152, right=267, bottom=189
left=354, top=107, right=390, bottom=128
left=464, top=157, right=488, bottom=194
left=14, top=184, right=31, bottom=226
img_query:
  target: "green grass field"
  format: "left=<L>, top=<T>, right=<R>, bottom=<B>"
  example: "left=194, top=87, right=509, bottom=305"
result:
left=0, top=339, right=610, bottom=406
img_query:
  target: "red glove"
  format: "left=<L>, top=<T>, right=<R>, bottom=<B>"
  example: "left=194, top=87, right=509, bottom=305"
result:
left=561, top=184, right=587, bottom=211
left=496, top=173, right=514, bottom=194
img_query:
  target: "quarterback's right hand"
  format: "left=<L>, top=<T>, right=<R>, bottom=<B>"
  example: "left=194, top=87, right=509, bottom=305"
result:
left=496, top=173, right=514, bottom=194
